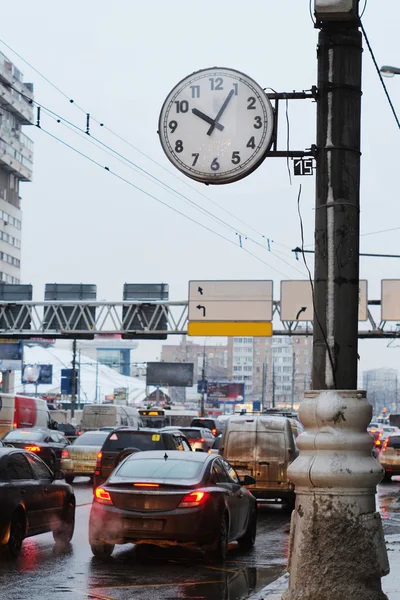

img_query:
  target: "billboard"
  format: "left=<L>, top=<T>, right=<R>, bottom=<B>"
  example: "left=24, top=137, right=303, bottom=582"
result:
left=114, top=387, right=128, bottom=404
left=0, top=339, right=23, bottom=371
left=146, top=362, right=194, bottom=387
left=61, top=368, right=79, bottom=395
left=22, top=364, right=53, bottom=385
left=206, top=381, right=245, bottom=402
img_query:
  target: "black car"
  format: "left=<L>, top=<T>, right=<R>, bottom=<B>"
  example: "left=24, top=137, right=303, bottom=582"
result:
left=89, top=451, right=257, bottom=561
left=0, top=448, right=75, bottom=557
left=93, top=428, right=192, bottom=489
left=56, top=423, right=78, bottom=442
left=2, top=428, right=69, bottom=471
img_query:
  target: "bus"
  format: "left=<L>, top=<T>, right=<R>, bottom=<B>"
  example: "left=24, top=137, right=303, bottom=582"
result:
left=138, top=408, right=198, bottom=429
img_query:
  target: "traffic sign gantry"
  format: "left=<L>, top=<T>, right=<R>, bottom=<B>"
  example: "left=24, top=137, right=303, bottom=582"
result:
left=188, top=280, right=273, bottom=336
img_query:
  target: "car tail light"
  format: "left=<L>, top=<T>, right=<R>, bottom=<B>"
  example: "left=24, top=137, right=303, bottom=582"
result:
left=189, top=438, right=205, bottom=443
left=95, top=452, right=102, bottom=468
left=25, top=445, right=40, bottom=452
left=179, top=491, right=209, bottom=508
left=375, top=439, right=382, bottom=446
left=382, top=439, right=389, bottom=452
left=13, top=422, right=17, bottom=429
left=212, top=429, right=217, bottom=435
left=133, top=483, right=159, bottom=488
left=61, top=449, right=69, bottom=459
left=94, top=487, right=113, bottom=504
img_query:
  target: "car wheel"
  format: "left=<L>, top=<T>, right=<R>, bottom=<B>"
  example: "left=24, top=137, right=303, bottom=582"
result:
left=207, top=514, right=228, bottom=564
left=6, top=512, right=25, bottom=558
left=65, top=475, right=75, bottom=485
left=53, top=501, right=75, bottom=545
left=238, top=509, right=257, bottom=550
left=90, top=542, right=115, bottom=557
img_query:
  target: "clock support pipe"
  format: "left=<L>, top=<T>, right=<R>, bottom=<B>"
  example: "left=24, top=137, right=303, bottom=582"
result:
left=283, top=3, right=389, bottom=600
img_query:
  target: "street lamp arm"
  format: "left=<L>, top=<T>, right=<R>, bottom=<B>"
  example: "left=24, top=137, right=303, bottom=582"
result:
left=380, top=65, right=400, bottom=77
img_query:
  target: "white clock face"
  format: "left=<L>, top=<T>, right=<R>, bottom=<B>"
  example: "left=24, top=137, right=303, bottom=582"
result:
left=158, top=67, right=275, bottom=185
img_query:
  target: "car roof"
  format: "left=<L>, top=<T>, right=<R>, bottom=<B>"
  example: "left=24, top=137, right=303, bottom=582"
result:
left=5, top=428, right=52, bottom=435
left=80, top=429, right=108, bottom=435
left=126, top=449, right=212, bottom=463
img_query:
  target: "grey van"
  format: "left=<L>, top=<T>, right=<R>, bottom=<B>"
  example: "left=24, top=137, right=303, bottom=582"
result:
left=218, top=415, right=298, bottom=507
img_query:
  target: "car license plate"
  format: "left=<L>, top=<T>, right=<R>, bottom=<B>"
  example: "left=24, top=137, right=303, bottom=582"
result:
left=75, top=463, right=92, bottom=471
left=124, top=519, right=164, bottom=532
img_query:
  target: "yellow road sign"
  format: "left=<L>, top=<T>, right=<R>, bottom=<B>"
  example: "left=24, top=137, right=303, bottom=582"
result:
left=187, top=321, right=273, bottom=337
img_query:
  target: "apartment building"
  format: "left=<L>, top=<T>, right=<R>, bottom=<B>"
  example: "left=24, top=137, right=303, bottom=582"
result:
left=0, top=52, right=34, bottom=283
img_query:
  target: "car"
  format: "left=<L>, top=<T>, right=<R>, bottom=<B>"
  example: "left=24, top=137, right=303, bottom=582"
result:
left=380, top=426, right=399, bottom=440
left=2, top=428, right=70, bottom=471
left=0, top=448, right=75, bottom=557
left=177, top=427, right=216, bottom=451
left=209, top=434, right=222, bottom=454
left=56, top=423, right=78, bottom=442
left=89, top=450, right=257, bottom=561
left=93, top=428, right=192, bottom=489
left=379, top=433, right=400, bottom=481
left=61, top=430, right=110, bottom=484
left=368, top=427, right=384, bottom=452
left=190, top=417, right=222, bottom=436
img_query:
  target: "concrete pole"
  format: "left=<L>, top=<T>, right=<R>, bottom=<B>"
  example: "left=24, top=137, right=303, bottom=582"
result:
left=283, top=3, right=389, bottom=599
left=71, top=339, right=77, bottom=418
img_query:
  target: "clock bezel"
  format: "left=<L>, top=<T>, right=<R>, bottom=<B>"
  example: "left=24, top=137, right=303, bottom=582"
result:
left=158, top=66, right=275, bottom=185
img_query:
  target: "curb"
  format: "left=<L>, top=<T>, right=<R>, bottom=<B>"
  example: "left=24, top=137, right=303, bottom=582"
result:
left=249, top=573, right=288, bottom=599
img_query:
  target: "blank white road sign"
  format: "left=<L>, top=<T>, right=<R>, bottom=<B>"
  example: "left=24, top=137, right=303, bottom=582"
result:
left=188, top=280, right=273, bottom=322
left=280, top=280, right=368, bottom=322
left=382, top=280, right=400, bottom=321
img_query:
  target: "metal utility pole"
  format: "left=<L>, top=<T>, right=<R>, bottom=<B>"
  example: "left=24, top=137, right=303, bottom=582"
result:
left=71, top=339, right=77, bottom=419
left=200, top=345, right=206, bottom=417
left=291, top=350, right=295, bottom=410
left=271, top=360, right=275, bottom=408
left=284, top=3, right=389, bottom=600
left=261, top=361, right=266, bottom=411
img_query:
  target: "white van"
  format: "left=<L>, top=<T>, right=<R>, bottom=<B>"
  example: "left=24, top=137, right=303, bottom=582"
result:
left=219, top=415, right=298, bottom=507
left=0, top=394, right=54, bottom=437
left=80, top=404, right=141, bottom=432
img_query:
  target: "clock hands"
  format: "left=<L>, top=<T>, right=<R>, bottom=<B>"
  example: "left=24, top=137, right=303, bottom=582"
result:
left=192, top=108, right=224, bottom=131
left=207, top=88, right=235, bottom=136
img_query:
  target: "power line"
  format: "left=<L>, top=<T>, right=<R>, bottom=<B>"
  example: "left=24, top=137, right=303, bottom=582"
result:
left=39, top=125, right=292, bottom=278
left=292, top=247, right=400, bottom=259
left=360, top=20, right=400, bottom=129
left=0, top=37, right=297, bottom=258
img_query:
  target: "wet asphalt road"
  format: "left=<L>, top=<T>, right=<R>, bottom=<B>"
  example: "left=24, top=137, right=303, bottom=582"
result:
left=1, top=478, right=399, bottom=600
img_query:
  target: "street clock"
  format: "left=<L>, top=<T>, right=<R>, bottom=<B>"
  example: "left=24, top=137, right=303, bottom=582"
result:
left=158, top=67, right=275, bottom=185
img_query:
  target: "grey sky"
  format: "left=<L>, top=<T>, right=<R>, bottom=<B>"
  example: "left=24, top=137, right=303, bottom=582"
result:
left=2, top=1, right=400, bottom=379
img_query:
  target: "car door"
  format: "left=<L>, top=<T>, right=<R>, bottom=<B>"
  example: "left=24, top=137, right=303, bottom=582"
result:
left=6, top=452, right=42, bottom=533
left=221, top=459, right=250, bottom=538
left=25, top=453, right=63, bottom=530
left=211, top=458, right=240, bottom=540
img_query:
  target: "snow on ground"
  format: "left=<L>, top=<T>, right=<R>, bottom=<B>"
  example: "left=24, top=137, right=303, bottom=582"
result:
left=12, top=345, right=151, bottom=405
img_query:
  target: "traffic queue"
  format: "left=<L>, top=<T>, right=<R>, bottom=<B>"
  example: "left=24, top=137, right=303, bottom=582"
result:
left=0, top=406, right=305, bottom=561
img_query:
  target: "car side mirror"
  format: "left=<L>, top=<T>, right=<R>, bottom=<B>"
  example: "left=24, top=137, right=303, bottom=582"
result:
left=52, top=469, right=65, bottom=481
left=241, top=475, right=256, bottom=486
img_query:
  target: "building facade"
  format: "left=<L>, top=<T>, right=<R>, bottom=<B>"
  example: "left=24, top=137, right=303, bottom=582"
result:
left=0, top=52, right=34, bottom=283
left=228, top=333, right=312, bottom=408
left=161, top=337, right=229, bottom=383
left=363, top=368, right=399, bottom=415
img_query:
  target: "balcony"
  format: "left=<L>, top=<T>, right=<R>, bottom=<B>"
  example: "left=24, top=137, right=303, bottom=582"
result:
left=0, top=127, right=34, bottom=165
left=0, top=139, right=32, bottom=181
left=0, top=81, right=34, bottom=125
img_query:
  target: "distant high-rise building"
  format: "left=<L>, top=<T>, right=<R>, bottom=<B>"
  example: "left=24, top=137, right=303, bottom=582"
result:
left=228, top=332, right=312, bottom=407
left=363, top=368, right=399, bottom=414
left=0, top=52, right=34, bottom=284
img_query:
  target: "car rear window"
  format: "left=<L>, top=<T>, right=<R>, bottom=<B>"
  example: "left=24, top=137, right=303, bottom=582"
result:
left=4, top=430, right=44, bottom=442
left=387, top=436, right=400, bottom=448
left=102, top=431, right=164, bottom=452
left=181, top=429, right=203, bottom=439
left=191, top=419, right=215, bottom=430
left=72, top=432, right=109, bottom=446
left=115, top=457, right=203, bottom=480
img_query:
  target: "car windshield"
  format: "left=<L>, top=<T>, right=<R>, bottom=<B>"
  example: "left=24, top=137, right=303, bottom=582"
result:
left=102, top=431, right=164, bottom=452
left=4, top=430, right=44, bottom=441
left=181, top=429, right=203, bottom=439
left=72, top=432, right=109, bottom=446
left=115, top=457, right=203, bottom=480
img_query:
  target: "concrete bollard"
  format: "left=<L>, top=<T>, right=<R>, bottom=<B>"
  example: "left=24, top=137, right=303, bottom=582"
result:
left=283, top=390, right=389, bottom=600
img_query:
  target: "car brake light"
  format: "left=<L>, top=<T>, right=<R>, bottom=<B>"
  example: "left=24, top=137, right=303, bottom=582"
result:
left=133, top=483, right=160, bottom=488
left=13, top=422, right=17, bottom=429
left=94, top=487, right=113, bottom=504
left=179, top=491, right=209, bottom=508
left=95, top=452, right=102, bottom=468
left=25, top=445, right=40, bottom=452
left=212, top=429, right=217, bottom=435
left=61, top=450, right=69, bottom=458
left=376, top=440, right=381, bottom=446
left=382, top=439, right=389, bottom=452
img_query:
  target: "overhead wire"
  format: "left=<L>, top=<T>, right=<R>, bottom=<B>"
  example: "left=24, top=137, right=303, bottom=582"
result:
left=360, top=20, right=400, bottom=130
left=0, top=36, right=299, bottom=260
left=39, top=125, right=292, bottom=278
